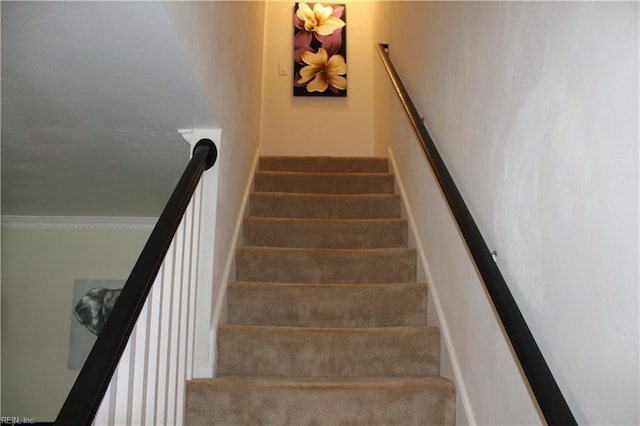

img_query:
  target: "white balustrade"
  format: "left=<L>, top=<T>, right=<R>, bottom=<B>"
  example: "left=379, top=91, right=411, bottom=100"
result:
left=92, top=180, right=204, bottom=426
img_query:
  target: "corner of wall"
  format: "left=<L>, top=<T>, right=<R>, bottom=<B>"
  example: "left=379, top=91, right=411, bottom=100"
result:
left=257, top=0, right=271, bottom=154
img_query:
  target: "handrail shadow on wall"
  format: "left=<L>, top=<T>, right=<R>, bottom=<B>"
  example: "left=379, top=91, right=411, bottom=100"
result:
left=375, top=43, right=576, bottom=426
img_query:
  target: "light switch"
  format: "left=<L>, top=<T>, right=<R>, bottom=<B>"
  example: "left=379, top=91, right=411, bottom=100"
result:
left=278, top=62, right=288, bottom=76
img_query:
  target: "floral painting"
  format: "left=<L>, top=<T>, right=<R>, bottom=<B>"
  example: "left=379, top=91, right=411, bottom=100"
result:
left=294, top=2, right=347, bottom=97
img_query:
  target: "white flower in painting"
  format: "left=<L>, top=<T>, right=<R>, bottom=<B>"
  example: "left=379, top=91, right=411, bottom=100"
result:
left=297, top=48, right=346, bottom=93
left=296, top=2, right=345, bottom=36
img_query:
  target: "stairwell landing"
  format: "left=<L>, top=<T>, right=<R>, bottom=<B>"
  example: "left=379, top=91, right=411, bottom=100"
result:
left=185, top=156, right=455, bottom=425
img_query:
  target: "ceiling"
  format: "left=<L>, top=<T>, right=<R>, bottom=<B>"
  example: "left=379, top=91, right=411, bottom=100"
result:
left=1, top=1, right=216, bottom=217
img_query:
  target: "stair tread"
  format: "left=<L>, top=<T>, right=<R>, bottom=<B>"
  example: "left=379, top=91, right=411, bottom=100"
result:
left=227, top=281, right=428, bottom=327
left=217, top=325, right=440, bottom=377
left=236, top=246, right=416, bottom=284
left=260, top=156, right=388, bottom=160
left=243, top=216, right=408, bottom=248
left=255, top=171, right=395, bottom=194
left=219, top=324, right=436, bottom=332
left=252, top=191, right=397, bottom=197
left=238, top=246, right=415, bottom=253
left=230, top=281, right=426, bottom=287
left=190, top=375, right=454, bottom=387
left=256, top=171, right=394, bottom=177
left=186, top=375, right=454, bottom=426
left=244, top=216, right=406, bottom=223
left=250, top=192, right=401, bottom=219
left=260, top=156, right=389, bottom=173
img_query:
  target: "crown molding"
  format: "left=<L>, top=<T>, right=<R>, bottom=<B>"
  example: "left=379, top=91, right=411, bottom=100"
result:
left=1, top=215, right=157, bottom=231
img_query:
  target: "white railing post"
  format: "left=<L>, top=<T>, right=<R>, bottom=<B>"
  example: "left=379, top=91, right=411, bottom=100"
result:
left=178, top=128, right=222, bottom=378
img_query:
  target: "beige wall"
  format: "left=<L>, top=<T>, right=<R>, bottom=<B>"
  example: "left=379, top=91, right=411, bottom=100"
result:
left=260, top=1, right=375, bottom=156
left=373, top=2, right=638, bottom=425
left=163, top=0, right=266, bottom=370
left=1, top=225, right=150, bottom=421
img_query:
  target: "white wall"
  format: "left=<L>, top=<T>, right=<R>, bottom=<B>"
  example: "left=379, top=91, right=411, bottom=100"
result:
left=1, top=223, right=150, bottom=421
left=373, top=2, right=639, bottom=425
left=260, top=1, right=375, bottom=157
left=162, top=0, right=266, bottom=372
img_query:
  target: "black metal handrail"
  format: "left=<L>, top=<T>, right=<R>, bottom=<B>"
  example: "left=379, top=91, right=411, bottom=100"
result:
left=376, top=43, right=576, bottom=425
left=54, top=139, right=217, bottom=425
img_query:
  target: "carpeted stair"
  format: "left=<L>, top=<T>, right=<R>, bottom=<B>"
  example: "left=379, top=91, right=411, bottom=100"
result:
left=186, top=156, right=455, bottom=425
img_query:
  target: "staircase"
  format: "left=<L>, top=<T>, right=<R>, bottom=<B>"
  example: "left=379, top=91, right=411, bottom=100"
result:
left=185, top=156, right=455, bottom=425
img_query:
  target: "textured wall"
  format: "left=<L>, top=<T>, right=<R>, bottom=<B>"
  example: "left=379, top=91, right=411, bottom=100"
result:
left=259, top=1, right=375, bottom=156
left=373, top=2, right=639, bottom=424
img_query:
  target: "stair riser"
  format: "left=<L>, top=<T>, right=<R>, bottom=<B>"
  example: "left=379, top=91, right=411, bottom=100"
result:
left=249, top=193, right=401, bottom=219
left=217, top=326, right=440, bottom=377
left=186, top=377, right=455, bottom=426
left=235, top=248, right=416, bottom=284
left=260, top=156, right=389, bottom=173
left=243, top=218, right=408, bottom=248
left=227, top=283, right=428, bottom=327
left=254, top=172, right=395, bottom=194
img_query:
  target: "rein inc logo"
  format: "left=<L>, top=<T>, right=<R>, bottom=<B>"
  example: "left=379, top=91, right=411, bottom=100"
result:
left=0, top=418, right=35, bottom=424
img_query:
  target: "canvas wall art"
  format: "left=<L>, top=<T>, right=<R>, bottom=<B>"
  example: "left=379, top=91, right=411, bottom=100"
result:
left=67, top=279, right=123, bottom=370
left=294, top=2, right=347, bottom=97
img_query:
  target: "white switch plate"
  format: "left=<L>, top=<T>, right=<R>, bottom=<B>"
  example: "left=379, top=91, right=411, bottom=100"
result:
left=278, top=62, right=288, bottom=76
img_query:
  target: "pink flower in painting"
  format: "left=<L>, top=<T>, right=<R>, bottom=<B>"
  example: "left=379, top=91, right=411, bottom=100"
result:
left=297, top=48, right=346, bottom=93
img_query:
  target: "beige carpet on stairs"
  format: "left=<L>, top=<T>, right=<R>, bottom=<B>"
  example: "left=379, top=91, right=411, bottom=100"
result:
left=185, top=156, right=455, bottom=425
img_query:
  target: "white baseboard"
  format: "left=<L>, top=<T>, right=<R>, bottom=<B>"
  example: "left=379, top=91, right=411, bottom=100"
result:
left=208, top=145, right=261, bottom=375
left=388, top=147, right=476, bottom=425
left=193, top=361, right=214, bottom=379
